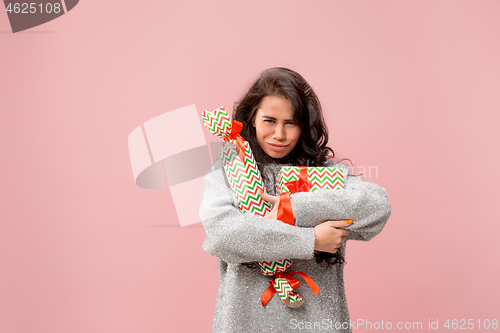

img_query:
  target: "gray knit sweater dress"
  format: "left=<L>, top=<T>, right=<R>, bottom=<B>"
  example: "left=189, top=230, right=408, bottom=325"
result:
left=199, top=158, right=392, bottom=333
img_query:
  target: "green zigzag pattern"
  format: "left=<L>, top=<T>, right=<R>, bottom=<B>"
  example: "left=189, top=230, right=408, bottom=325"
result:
left=274, top=279, right=294, bottom=300
left=276, top=167, right=345, bottom=193
left=259, top=259, right=292, bottom=274
left=201, top=107, right=233, bottom=138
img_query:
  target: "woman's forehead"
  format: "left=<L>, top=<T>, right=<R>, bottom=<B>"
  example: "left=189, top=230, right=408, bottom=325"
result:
left=256, top=96, right=293, bottom=119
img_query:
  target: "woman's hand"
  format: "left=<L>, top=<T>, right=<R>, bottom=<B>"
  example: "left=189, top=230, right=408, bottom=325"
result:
left=314, top=220, right=352, bottom=253
left=260, top=192, right=295, bottom=220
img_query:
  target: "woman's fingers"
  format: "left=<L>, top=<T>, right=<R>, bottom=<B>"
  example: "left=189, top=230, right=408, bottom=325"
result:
left=260, top=192, right=280, bottom=204
left=313, top=219, right=354, bottom=253
left=264, top=197, right=279, bottom=219
left=325, top=220, right=353, bottom=228
left=339, top=229, right=350, bottom=236
left=261, top=192, right=280, bottom=220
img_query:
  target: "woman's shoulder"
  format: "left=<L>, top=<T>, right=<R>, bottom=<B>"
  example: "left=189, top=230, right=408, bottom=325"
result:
left=204, top=159, right=225, bottom=177
left=210, top=158, right=223, bottom=171
left=203, top=159, right=229, bottom=187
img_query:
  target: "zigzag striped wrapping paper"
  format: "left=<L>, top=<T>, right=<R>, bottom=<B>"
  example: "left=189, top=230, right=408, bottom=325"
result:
left=273, top=278, right=301, bottom=305
left=201, top=106, right=299, bottom=306
left=276, top=166, right=346, bottom=194
left=201, top=106, right=272, bottom=215
left=258, top=259, right=292, bottom=276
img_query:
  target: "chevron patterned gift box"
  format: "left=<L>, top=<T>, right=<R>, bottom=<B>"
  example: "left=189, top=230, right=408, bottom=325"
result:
left=276, top=166, right=346, bottom=194
left=201, top=106, right=271, bottom=215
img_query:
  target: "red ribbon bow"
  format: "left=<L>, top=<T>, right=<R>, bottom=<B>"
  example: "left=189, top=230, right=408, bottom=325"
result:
left=261, top=271, right=319, bottom=307
left=276, top=167, right=313, bottom=226
left=223, top=120, right=246, bottom=162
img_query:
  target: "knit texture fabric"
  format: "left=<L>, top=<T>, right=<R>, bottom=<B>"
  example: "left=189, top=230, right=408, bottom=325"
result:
left=199, top=158, right=392, bottom=332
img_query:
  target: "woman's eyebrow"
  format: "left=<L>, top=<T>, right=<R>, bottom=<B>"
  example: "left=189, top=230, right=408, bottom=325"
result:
left=261, top=115, right=294, bottom=121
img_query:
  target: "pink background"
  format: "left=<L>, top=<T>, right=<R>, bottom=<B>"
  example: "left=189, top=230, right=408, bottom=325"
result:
left=1, top=1, right=499, bottom=332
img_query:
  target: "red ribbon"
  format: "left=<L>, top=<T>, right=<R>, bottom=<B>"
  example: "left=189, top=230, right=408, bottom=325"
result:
left=277, top=192, right=294, bottom=226
left=284, top=167, right=313, bottom=193
left=223, top=120, right=246, bottom=162
left=261, top=271, right=319, bottom=307
left=276, top=167, right=313, bottom=226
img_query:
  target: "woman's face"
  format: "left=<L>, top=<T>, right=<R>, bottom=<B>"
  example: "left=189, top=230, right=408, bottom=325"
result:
left=252, top=95, right=301, bottom=159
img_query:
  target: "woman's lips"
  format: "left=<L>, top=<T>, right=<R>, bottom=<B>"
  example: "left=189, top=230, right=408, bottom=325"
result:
left=267, top=142, right=289, bottom=152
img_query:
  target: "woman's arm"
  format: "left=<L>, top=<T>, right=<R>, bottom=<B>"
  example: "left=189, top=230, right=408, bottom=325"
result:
left=199, top=160, right=316, bottom=264
left=290, top=162, right=392, bottom=241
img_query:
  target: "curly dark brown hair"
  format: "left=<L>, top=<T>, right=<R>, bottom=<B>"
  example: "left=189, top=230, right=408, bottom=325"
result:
left=233, top=67, right=345, bottom=268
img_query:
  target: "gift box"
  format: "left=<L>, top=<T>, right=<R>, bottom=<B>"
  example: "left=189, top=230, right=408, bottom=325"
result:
left=201, top=106, right=271, bottom=216
left=276, top=166, right=345, bottom=194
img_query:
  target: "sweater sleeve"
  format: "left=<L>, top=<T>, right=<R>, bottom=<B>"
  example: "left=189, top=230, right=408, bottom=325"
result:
left=199, top=159, right=316, bottom=264
left=290, top=162, right=392, bottom=241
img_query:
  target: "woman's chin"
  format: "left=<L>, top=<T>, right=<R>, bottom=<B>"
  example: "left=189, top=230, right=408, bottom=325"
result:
left=265, top=149, right=290, bottom=159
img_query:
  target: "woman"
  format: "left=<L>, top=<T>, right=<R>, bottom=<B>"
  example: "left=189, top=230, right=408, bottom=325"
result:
left=199, top=67, right=392, bottom=332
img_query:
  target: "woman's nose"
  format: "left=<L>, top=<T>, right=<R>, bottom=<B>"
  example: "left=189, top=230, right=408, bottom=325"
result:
left=273, top=124, right=285, bottom=140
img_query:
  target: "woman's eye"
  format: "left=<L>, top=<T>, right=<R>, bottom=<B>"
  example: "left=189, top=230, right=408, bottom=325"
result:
left=263, top=120, right=295, bottom=125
